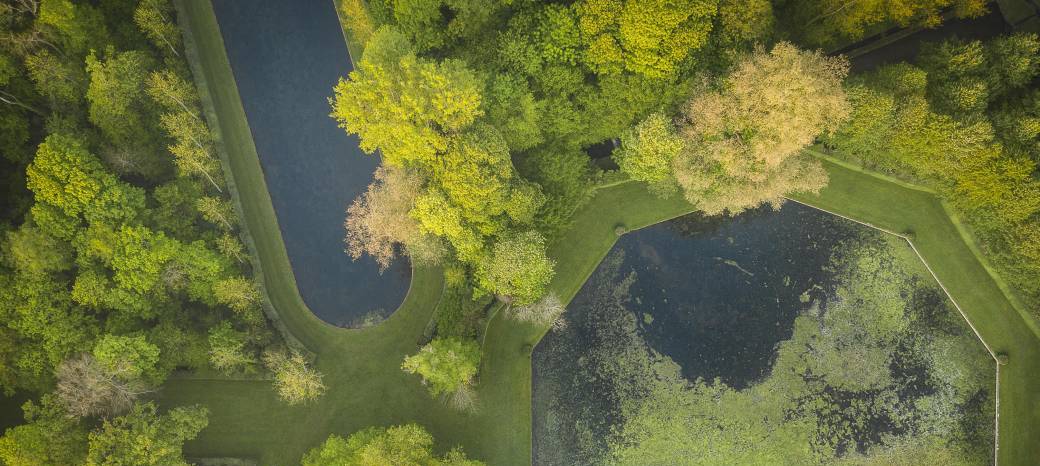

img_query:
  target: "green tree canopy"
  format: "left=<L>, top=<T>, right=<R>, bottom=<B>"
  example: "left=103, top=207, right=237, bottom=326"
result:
left=86, top=402, right=208, bottom=466
left=575, top=0, right=718, bottom=78
left=401, top=337, right=480, bottom=397
left=302, top=423, right=484, bottom=466
left=672, top=42, right=849, bottom=214
left=476, top=230, right=554, bottom=305
left=613, top=112, right=684, bottom=195
left=26, top=134, right=145, bottom=237
left=85, top=47, right=157, bottom=146
left=330, top=27, right=483, bottom=167
left=0, top=394, right=88, bottom=466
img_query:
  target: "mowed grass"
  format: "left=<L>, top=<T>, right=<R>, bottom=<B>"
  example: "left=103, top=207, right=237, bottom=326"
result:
left=168, top=1, right=1038, bottom=464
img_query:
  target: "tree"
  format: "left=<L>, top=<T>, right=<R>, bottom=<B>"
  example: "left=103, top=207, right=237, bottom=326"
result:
left=207, top=322, right=256, bottom=375
left=339, top=0, right=375, bottom=47
left=86, top=402, right=207, bottom=466
left=55, top=353, right=150, bottom=418
left=345, top=166, right=444, bottom=271
left=37, top=0, right=110, bottom=55
left=920, top=34, right=1040, bottom=116
left=134, top=0, right=180, bottom=56
left=212, top=276, right=262, bottom=320
left=575, top=0, right=718, bottom=78
left=613, top=112, right=684, bottom=195
left=147, top=70, right=199, bottom=117
left=484, top=73, right=543, bottom=152
left=92, top=334, right=164, bottom=385
left=715, top=0, right=773, bottom=47
left=401, top=337, right=479, bottom=397
left=0, top=394, right=88, bottom=466
left=673, top=42, right=849, bottom=214
left=262, top=348, right=325, bottom=405
left=329, top=27, right=483, bottom=167
left=302, top=423, right=484, bottom=466
left=24, top=49, right=85, bottom=107
left=386, top=0, right=502, bottom=52
left=85, top=47, right=157, bottom=146
left=2, top=271, right=97, bottom=383
left=476, top=231, right=554, bottom=305
left=26, top=134, right=145, bottom=236
left=195, top=196, right=236, bottom=231
left=4, top=224, right=74, bottom=273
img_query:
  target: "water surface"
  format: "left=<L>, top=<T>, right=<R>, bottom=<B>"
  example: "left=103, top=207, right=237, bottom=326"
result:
left=532, top=203, right=859, bottom=464
left=211, top=0, right=409, bottom=326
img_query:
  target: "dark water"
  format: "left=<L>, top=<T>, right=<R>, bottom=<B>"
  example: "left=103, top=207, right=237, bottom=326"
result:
left=211, top=0, right=409, bottom=326
left=848, top=6, right=1009, bottom=73
left=532, top=203, right=861, bottom=464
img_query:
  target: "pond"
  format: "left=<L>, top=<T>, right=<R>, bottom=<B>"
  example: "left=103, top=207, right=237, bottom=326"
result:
left=211, top=0, right=409, bottom=326
left=533, top=203, right=994, bottom=465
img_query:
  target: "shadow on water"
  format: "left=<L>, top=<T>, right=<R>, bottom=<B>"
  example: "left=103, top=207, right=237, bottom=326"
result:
left=211, top=0, right=409, bottom=327
left=614, top=203, right=856, bottom=388
left=532, top=203, right=861, bottom=464
left=849, top=6, right=1009, bottom=73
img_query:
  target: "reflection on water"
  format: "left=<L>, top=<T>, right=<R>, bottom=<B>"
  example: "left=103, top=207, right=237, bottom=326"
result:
left=616, top=203, right=855, bottom=387
left=211, top=0, right=409, bottom=326
left=532, top=203, right=860, bottom=464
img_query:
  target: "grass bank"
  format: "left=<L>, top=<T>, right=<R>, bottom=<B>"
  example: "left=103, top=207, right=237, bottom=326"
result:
left=168, top=1, right=1038, bottom=464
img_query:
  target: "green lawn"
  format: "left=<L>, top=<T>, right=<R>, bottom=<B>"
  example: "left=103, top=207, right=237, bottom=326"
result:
left=167, top=1, right=1039, bottom=464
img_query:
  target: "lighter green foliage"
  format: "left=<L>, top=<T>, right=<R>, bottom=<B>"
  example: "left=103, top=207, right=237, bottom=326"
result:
left=85, top=48, right=155, bottom=145
left=485, top=74, right=543, bottom=151
left=26, top=134, right=145, bottom=235
left=212, top=277, right=261, bottom=319
left=330, top=27, right=483, bottom=167
left=477, top=231, right=554, bottom=305
left=716, top=0, right=773, bottom=46
left=4, top=224, right=73, bottom=274
left=781, top=0, right=987, bottom=48
left=388, top=0, right=502, bottom=52
left=134, top=0, right=181, bottom=56
left=262, top=348, right=325, bottom=405
left=673, top=43, right=847, bottom=214
left=302, top=423, right=484, bottom=466
left=92, top=334, right=162, bottom=385
left=401, top=337, right=479, bottom=397
left=85, top=402, right=207, bottom=466
left=614, top=113, right=684, bottom=195
left=195, top=196, right=236, bottom=231
left=24, top=49, right=85, bottom=106
left=147, top=70, right=199, bottom=116
left=576, top=0, right=718, bottom=78
left=0, top=395, right=88, bottom=466
left=38, top=0, right=109, bottom=54
left=207, top=322, right=255, bottom=375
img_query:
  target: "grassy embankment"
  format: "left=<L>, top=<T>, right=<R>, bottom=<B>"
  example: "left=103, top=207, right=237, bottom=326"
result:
left=166, top=1, right=1038, bottom=464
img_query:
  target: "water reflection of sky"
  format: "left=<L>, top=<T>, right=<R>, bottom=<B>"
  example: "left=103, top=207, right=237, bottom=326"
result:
left=211, top=0, right=409, bottom=326
left=533, top=203, right=862, bottom=465
left=621, top=203, right=857, bottom=388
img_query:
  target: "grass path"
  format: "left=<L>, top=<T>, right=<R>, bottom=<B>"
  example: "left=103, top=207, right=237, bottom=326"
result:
left=169, top=1, right=1038, bottom=464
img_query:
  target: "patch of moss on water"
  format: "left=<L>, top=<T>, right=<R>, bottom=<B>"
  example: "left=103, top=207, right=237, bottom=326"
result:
left=533, top=206, right=993, bottom=465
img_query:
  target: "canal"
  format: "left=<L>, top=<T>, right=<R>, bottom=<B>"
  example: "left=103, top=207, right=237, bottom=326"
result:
left=211, top=0, right=409, bottom=326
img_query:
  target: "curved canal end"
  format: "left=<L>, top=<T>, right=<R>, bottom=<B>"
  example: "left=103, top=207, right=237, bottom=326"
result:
left=210, top=0, right=409, bottom=327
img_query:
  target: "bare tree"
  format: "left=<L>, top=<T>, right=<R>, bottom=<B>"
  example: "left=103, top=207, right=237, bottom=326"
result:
left=55, top=354, right=152, bottom=418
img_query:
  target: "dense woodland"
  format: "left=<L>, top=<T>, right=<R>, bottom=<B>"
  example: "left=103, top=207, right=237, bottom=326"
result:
left=0, top=0, right=326, bottom=463
left=0, top=0, right=1035, bottom=463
